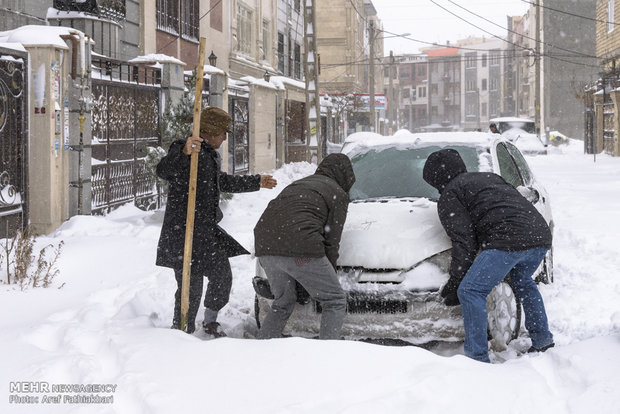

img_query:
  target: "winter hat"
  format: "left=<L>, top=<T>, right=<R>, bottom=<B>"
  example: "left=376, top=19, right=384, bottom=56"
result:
left=200, top=106, right=233, bottom=136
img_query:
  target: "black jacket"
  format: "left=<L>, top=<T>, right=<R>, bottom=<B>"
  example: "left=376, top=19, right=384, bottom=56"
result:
left=156, top=139, right=261, bottom=273
left=254, top=153, right=355, bottom=268
left=423, top=149, right=552, bottom=282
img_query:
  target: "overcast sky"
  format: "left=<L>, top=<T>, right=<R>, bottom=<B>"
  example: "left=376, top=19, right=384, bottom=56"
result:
left=372, top=0, right=531, bottom=55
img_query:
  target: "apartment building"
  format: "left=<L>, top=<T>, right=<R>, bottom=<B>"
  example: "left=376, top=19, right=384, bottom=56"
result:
left=459, top=38, right=504, bottom=131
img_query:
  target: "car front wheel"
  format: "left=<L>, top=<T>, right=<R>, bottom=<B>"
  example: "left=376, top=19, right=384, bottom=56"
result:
left=487, top=281, right=522, bottom=345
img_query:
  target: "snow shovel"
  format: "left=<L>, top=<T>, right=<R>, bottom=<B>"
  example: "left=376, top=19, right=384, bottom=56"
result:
left=180, top=37, right=207, bottom=332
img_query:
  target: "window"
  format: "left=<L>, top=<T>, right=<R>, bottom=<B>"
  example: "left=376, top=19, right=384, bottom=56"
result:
left=277, top=32, right=285, bottom=74
left=466, top=80, right=476, bottom=92
left=180, top=0, right=199, bottom=41
left=237, top=4, right=253, bottom=55
left=504, top=142, right=533, bottom=184
left=465, top=52, right=476, bottom=68
left=490, top=78, right=498, bottom=91
left=496, top=144, right=523, bottom=188
left=402, top=88, right=410, bottom=98
left=157, top=0, right=198, bottom=40
left=262, top=20, right=270, bottom=60
left=489, top=50, right=501, bottom=66
left=417, top=63, right=426, bottom=76
left=156, top=0, right=179, bottom=34
left=609, top=0, right=615, bottom=33
left=482, top=54, right=487, bottom=67
left=481, top=102, right=487, bottom=117
left=399, top=66, right=410, bottom=79
left=295, top=0, right=301, bottom=13
left=418, top=86, right=426, bottom=97
left=482, top=79, right=487, bottom=91
left=431, top=84, right=438, bottom=95
left=294, top=43, right=301, bottom=79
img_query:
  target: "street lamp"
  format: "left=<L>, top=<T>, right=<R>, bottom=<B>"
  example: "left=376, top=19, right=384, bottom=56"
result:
left=208, top=51, right=217, bottom=67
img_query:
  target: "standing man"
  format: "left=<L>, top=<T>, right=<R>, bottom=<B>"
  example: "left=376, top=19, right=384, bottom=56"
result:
left=156, top=106, right=277, bottom=336
left=254, top=154, right=355, bottom=340
left=422, top=149, right=554, bottom=362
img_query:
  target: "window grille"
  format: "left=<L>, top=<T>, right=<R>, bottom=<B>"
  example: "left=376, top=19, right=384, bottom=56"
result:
left=156, top=0, right=179, bottom=35
left=180, top=0, right=199, bottom=41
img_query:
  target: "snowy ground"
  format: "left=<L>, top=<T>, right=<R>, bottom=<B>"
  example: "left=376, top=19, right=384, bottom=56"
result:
left=1, top=140, right=619, bottom=413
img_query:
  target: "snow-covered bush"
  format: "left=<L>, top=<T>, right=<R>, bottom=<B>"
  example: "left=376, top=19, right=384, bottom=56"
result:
left=1, top=228, right=64, bottom=290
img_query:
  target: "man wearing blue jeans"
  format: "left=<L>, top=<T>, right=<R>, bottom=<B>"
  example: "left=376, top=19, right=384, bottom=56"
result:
left=423, top=149, right=554, bottom=363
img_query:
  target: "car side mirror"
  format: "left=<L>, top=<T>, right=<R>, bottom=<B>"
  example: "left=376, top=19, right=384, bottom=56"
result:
left=517, top=186, right=540, bottom=204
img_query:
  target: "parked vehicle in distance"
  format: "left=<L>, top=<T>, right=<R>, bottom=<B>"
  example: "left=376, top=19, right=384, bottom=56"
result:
left=253, top=131, right=554, bottom=346
left=490, top=117, right=547, bottom=155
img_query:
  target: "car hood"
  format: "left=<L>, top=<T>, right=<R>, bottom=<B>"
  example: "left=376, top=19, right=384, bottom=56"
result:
left=338, top=198, right=452, bottom=269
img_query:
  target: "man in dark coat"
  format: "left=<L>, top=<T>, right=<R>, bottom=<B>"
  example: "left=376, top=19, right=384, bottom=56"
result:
left=156, top=106, right=277, bottom=336
left=489, top=123, right=500, bottom=134
left=254, top=153, right=355, bottom=340
left=422, top=148, right=554, bottom=362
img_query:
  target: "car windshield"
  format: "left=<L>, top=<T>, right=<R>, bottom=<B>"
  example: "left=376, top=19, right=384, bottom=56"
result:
left=348, top=145, right=483, bottom=201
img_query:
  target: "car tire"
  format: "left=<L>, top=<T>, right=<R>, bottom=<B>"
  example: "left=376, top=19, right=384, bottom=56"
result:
left=487, top=280, right=522, bottom=344
left=535, top=248, right=554, bottom=284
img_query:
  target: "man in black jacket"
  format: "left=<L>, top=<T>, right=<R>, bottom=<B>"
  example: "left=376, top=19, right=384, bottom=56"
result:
left=254, top=154, right=355, bottom=340
left=156, top=106, right=277, bottom=336
left=423, top=148, right=554, bottom=362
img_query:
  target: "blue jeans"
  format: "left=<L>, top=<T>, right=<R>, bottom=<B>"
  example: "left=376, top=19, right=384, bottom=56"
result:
left=457, top=248, right=554, bottom=363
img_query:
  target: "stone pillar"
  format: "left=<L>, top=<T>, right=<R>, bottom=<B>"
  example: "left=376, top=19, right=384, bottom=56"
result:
left=26, top=45, right=72, bottom=234
left=160, top=61, right=186, bottom=108
left=249, top=81, right=277, bottom=173
left=208, top=72, right=226, bottom=109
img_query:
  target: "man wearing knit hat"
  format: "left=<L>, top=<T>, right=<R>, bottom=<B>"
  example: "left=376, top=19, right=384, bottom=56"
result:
left=156, top=106, right=277, bottom=337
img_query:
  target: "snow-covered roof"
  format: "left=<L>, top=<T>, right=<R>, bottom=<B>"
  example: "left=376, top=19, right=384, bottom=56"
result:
left=240, top=75, right=278, bottom=90
left=129, top=54, right=185, bottom=66
left=0, top=43, right=27, bottom=53
left=270, top=76, right=305, bottom=90
left=0, top=25, right=90, bottom=49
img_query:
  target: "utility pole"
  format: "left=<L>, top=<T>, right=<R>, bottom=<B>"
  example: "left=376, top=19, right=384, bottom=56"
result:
left=388, top=50, right=394, bottom=134
left=369, top=20, right=375, bottom=132
left=304, top=0, right=322, bottom=162
left=534, top=0, right=541, bottom=136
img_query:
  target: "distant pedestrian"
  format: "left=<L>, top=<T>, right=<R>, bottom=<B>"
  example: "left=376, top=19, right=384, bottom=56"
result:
left=156, top=106, right=277, bottom=336
left=489, top=123, right=500, bottom=134
left=254, top=154, right=356, bottom=340
left=423, top=148, right=554, bottom=362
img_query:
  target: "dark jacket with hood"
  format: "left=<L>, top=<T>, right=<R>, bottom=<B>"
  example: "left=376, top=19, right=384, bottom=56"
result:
left=423, top=148, right=552, bottom=283
left=254, top=153, right=356, bottom=269
left=156, top=139, right=261, bottom=274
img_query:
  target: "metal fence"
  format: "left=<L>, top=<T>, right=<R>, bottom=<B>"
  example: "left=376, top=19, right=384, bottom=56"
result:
left=0, top=47, right=28, bottom=238
left=90, top=57, right=161, bottom=214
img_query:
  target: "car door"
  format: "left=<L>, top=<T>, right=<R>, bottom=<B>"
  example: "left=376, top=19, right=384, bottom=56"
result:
left=494, top=141, right=552, bottom=224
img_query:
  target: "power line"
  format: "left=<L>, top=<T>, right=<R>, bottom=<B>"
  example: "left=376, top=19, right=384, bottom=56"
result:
left=520, top=0, right=620, bottom=26
left=428, top=0, right=601, bottom=69
left=446, top=0, right=598, bottom=59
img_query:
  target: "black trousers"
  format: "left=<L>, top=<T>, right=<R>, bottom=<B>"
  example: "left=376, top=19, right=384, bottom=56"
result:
left=172, top=252, right=233, bottom=333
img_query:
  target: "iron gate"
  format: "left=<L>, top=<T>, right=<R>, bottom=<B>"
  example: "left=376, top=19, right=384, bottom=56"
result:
left=90, top=57, right=161, bottom=213
left=228, top=96, right=250, bottom=174
left=0, top=47, right=28, bottom=238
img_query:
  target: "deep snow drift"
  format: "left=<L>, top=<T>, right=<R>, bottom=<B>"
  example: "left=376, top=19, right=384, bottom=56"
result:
left=1, top=140, right=619, bottom=414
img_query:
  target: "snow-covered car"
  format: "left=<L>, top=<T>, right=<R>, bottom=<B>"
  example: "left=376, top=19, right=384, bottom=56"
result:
left=490, top=117, right=548, bottom=155
left=253, top=131, right=554, bottom=345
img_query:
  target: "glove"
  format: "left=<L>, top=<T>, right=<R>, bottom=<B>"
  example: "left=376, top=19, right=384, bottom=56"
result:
left=440, top=278, right=461, bottom=307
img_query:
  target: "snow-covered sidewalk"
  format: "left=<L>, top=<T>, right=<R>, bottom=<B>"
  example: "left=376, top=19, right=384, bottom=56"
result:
left=1, top=141, right=619, bottom=414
